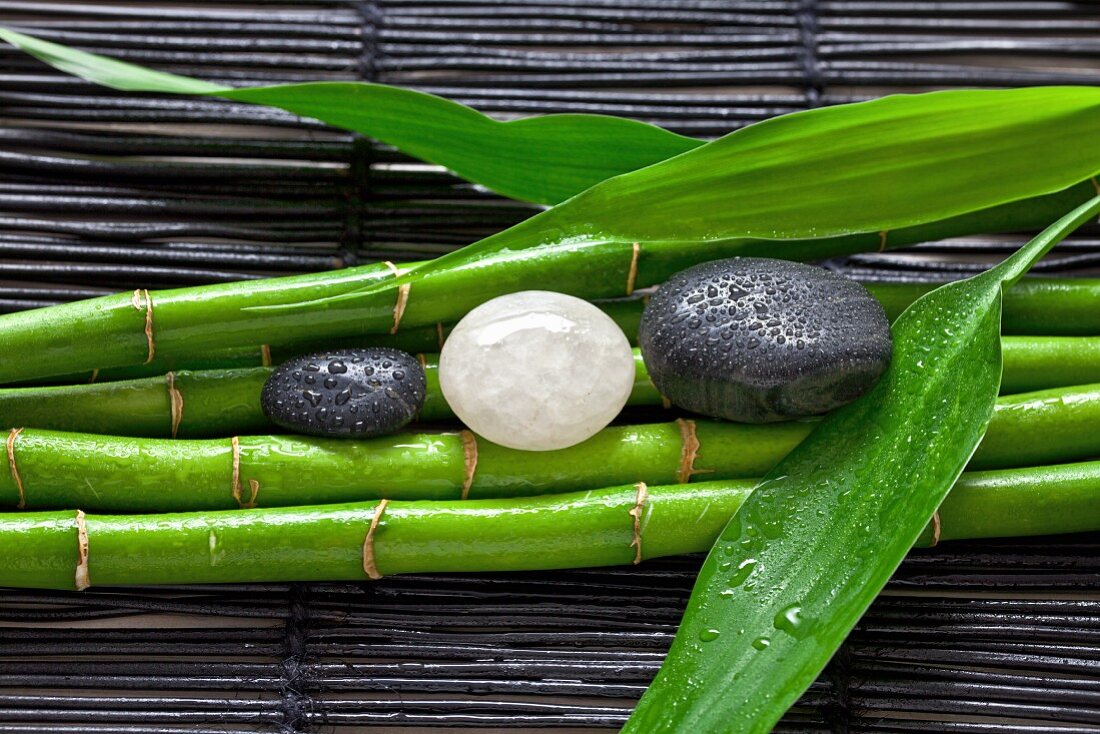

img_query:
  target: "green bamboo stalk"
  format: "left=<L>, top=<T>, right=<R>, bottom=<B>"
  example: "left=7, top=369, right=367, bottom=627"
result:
left=1000, top=336, right=1100, bottom=394
left=1, top=340, right=1095, bottom=439
left=0, top=353, right=658, bottom=437
left=25, top=277, right=1100, bottom=388
left=0, top=421, right=796, bottom=512
left=0, top=177, right=1096, bottom=387
left=35, top=320, right=456, bottom=386
left=971, top=382, right=1100, bottom=470
left=3, top=461, right=1098, bottom=591
left=871, top=278, right=1100, bottom=335
left=0, top=367, right=273, bottom=438
left=2, top=379, right=1097, bottom=513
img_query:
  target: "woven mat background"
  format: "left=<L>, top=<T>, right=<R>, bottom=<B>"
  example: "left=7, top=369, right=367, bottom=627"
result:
left=1, top=2, right=1100, bottom=732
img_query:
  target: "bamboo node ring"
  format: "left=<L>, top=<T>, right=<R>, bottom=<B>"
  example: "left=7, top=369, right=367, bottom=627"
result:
left=629, top=482, right=649, bottom=565
left=362, top=499, right=390, bottom=580
left=166, top=372, right=184, bottom=439
left=245, top=479, right=260, bottom=510
left=6, top=427, right=25, bottom=510
left=459, top=430, right=479, bottom=500
left=260, top=344, right=272, bottom=367
left=130, top=289, right=156, bottom=364
left=929, top=510, right=942, bottom=548
left=229, top=439, right=260, bottom=509
left=1091, top=176, right=1100, bottom=195
left=230, top=436, right=243, bottom=507
left=383, top=261, right=411, bottom=335
left=435, top=322, right=446, bottom=350
left=878, top=231, right=889, bottom=252
left=87, top=369, right=99, bottom=384
left=626, top=241, right=641, bottom=295
left=676, top=418, right=702, bottom=484
left=74, top=509, right=90, bottom=591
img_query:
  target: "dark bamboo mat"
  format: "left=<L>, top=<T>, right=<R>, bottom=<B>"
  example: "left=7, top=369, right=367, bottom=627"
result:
left=1, top=1, right=1100, bottom=732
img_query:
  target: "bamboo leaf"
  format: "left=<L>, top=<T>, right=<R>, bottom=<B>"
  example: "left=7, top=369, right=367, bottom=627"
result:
left=4, top=30, right=1099, bottom=301
left=415, top=85, right=1100, bottom=256
left=272, top=87, right=1100, bottom=323
left=0, top=27, right=225, bottom=94
left=623, top=196, right=1100, bottom=733
left=0, top=27, right=699, bottom=205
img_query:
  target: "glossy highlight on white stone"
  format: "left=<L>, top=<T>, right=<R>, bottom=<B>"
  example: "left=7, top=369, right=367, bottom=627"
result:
left=439, top=291, right=635, bottom=451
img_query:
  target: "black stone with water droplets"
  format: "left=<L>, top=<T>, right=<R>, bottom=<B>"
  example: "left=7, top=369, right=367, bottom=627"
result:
left=639, top=257, right=892, bottom=422
left=261, top=348, right=426, bottom=437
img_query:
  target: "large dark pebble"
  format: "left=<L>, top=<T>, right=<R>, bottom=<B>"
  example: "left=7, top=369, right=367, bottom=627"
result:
left=639, top=257, right=892, bottom=423
left=261, top=347, right=426, bottom=437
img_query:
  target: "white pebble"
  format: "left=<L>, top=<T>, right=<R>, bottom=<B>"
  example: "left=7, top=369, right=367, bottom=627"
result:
left=439, top=291, right=635, bottom=451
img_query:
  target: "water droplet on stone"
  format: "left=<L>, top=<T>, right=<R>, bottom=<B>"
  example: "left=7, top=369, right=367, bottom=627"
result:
left=638, top=258, right=891, bottom=422
left=260, top=348, right=426, bottom=437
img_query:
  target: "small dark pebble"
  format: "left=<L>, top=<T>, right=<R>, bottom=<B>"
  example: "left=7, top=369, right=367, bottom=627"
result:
left=261, top=347, right=426, bottom=437
left=639, top=257, right=892, bottom=423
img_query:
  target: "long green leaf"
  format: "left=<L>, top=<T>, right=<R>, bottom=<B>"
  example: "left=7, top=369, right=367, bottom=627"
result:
left=623, top=196, right=1100, bottom=733
left=0, top=27, right=699, bottom=205
left=7, top=26, right=1100, bottom=244
left=268, top=86, right=1100, bottom=324
left=423, top=86, right=1100, bottom=245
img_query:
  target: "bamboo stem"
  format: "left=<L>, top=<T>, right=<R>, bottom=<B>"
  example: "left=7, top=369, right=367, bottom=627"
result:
left=1, top=341, right=1096, bottom=439
left=25, top=279, right=1100, bottom=387
left=0, top=367, right=273, bottom=438
left=870, top=278, right=1100, bottom=336
left=999, top=336, right=1100, bottom=394
left=27, top=299, right=646, bottom=385
left=0, top=181, right=1095, bottom=385
left=4, top=462, right=1098, bottom=591
left=1, top=380, right=1098, bottom=513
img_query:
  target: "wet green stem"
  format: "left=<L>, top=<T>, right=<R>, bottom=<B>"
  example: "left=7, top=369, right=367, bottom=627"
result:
left=2, top=341, right=1097, bottom=439
left=4, top=461, right=1099, bottom=591
left=0, top=190, right=1097, bottom=386
left=1, top=379, right=1097, bottom=512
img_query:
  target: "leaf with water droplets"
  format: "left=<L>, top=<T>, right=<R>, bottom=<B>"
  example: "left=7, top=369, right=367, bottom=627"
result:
left=624, top=196, right=1100, bottom=733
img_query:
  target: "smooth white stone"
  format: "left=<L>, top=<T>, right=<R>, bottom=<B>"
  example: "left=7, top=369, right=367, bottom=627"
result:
left=439, top=290, right=635, bottom=451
